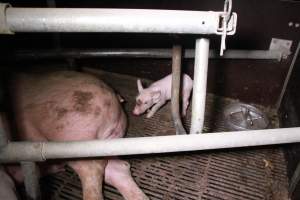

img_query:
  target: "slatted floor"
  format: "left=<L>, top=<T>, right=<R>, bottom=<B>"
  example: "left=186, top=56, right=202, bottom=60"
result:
left=40, top=68, right=288, bottom=200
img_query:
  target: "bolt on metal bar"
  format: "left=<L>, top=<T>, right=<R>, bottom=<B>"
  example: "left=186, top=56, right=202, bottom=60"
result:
left=190, top=38, right=210, bottom=134
left=171, top=45, right=187, bottom=135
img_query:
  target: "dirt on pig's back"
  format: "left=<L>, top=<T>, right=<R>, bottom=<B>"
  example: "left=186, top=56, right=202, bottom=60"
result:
left=12, top=71, right=126, bottom=142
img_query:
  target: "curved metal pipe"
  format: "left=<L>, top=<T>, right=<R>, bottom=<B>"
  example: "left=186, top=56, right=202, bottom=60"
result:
left=171, top=45, right=187, bottom=135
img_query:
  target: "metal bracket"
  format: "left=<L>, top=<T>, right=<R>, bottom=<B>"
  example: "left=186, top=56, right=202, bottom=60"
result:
left=269, top=38, right=292, bottom=59
left=0, top=3, right=13, bottom=34
left=216, top=0, right=237, bottom=56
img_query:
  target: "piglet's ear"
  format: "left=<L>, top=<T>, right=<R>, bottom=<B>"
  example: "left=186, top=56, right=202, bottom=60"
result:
left=137, top=79, right=144, bottom=92
left=151, top=91, right=161, bottom=103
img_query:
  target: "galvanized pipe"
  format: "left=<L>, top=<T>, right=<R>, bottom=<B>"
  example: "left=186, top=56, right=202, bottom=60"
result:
left=5, top=8, right=222, bottom=34
left=21, top=162, right=41, bottom=200
left=190, top=38, right=210, bottom=134
left=171, top=45, right=187, bottom=135
left=13, top=49, right=283, bottom=61
left=1, top=127, right=300, bottom=163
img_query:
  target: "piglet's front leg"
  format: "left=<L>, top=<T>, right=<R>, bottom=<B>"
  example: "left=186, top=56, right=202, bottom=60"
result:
left=68, top=160, right=107, bottom=200
left=146, top=101, right=166, bottom=118
left=105, top=159, right=149, bottom=200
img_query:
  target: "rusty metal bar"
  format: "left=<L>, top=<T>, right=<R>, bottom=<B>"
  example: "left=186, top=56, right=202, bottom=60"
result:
left=171, top=45, right=187, bottom=135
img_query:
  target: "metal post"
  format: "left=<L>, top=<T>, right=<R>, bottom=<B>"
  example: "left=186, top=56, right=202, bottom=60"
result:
left=21, top=162, right=41, bottom=200
left=190, top=38, right=210, bottom=134
left=276, top=42, right=300, bottom=109
left=171, top=45, right=187, bottom=135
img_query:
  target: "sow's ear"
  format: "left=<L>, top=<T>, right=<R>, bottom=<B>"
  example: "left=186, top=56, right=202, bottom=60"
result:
left=151, top=91, right=161, bottom=103
left=137, top=79, right=144, bottom=93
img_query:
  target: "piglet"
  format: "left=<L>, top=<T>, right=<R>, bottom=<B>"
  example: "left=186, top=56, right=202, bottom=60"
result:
left=133, top=74, right=193, bottom=118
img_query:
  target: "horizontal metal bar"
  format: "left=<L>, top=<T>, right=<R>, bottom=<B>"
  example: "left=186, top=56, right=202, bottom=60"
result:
left=6, top=8, right=224, bottom=34
left=13, top=49, right=283, bottom=61
left=1, top=127, right=300, bottom=163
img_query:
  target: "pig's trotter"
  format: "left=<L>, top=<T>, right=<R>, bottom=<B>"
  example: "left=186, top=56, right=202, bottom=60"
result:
left=104, top=159, right=149, bottom=200
left=68, top=160, right=107, bottom=200
left=182, top=101, right=189, bottom=116
left=182, top=90, right=191, bottom=116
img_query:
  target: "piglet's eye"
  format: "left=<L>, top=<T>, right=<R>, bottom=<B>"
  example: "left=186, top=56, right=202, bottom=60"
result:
left=137, top=99, right=142, bottom=105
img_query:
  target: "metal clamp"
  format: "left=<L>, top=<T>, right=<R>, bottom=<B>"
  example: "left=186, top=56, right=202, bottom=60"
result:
left=0, top=3, right=13, bottom=34
left=216, top=0, right=237, bottom=56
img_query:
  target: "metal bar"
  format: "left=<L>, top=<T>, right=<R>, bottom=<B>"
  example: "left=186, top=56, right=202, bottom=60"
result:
left=171, top=45, right=187, bottom=135
left=1, top=127, right=300, bottom=163
left=13, top=49, right=283, bottom=61
left=21, top=162, right=41, bottom=200
left=0, top=114, right=8, bottom=148
left=190, top=38, right=209, bottom=134
left=289, top=159, right=300, bottom=197
left=276, top=42, right=300, bottom=109
left=6, top=8, right=223, bottom=34
left=0, top=3, right=13, bottom=34
left=46, top=0, right=61, bottom=51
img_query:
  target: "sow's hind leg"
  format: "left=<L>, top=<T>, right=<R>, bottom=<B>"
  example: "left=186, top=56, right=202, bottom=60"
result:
left=68, top=159, right=107, bottom=200
left=104, top=159, right=149, bottom=200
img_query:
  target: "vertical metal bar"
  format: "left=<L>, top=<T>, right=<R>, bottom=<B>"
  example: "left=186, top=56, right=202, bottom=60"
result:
left=171, top=45, right=187, bottom=135
left=46, top=0, right=61, bottom=50
left=289, top=160, right=300, bottom=197
left=190, top=38, right=210, bottom=134
left=21, top=161, right=41, bottom=200
left=276, top=41, right=300, bottom=109
left=0, top=116, right=8, bottom=148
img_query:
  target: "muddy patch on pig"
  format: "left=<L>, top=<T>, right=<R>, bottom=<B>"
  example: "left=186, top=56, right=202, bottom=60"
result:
left=55, top=107, right=68, bottom=119
left=103, top=99, right=112, bottom=107
left=72, top=91, right=94, bottom=114
left=94, top=106, right=102, bottom=117
left=55, top=124, right=65, bottom=131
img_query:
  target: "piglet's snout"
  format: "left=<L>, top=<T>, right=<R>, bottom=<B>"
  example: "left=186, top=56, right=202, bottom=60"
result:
left=132, top=107, right=140, bottom=115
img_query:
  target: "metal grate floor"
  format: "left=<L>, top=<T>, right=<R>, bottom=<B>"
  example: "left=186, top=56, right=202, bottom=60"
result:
left=39, top=68, right=288, bottom=200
